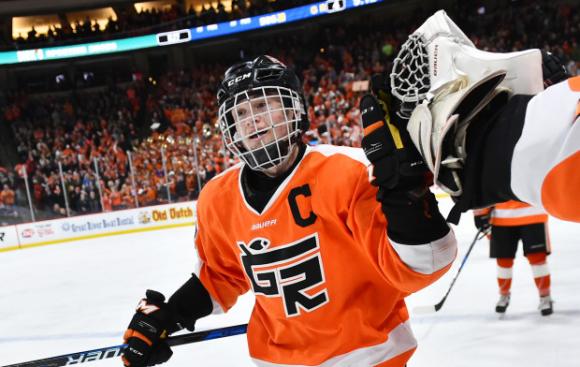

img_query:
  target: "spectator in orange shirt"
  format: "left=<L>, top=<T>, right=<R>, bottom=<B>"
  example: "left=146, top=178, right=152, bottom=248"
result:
left=110, top=187, right=124, bottom=211
left=120, top=183, right=136, bottom=209
left=139, top=182, right=157, bottom=207
left=0, top=184, right=16, bottom=217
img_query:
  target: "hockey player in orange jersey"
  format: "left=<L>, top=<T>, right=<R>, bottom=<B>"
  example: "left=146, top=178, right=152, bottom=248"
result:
left=120, top=56, right=457, bottom=367
left=474, top=201, right=553, bottom=316
left=388, top=10, right=579, bottom=224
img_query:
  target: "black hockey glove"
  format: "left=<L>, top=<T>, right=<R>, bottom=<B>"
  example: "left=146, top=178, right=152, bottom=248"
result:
left=360, top=75, right=449, bottom=244
left=122, top=276, right=213, bottom=367
left=361, top=74, right=430, bottom=201
left=122, top=290, right=179, bottom=367
left=541, top=51, right=569, bottom=88
left=473, top=211, right=491, bottom=233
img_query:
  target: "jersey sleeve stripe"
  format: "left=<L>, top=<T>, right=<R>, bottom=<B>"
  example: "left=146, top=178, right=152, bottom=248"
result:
left=388, top=229, right=457, bottom=275
left=251, top=321, right=417, bottom=367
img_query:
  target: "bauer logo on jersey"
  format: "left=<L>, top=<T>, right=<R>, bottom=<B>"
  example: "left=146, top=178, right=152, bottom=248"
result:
left=238, top=233, right=328, bottom=317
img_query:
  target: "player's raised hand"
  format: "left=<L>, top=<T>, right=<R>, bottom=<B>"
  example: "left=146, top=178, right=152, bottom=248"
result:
left=360, top=74, right=429, bottom=202
left=360, top=74, right=450, bottom=244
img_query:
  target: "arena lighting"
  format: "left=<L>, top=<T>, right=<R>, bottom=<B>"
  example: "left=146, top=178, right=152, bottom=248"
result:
left=0, top=0, right=382, bottom=65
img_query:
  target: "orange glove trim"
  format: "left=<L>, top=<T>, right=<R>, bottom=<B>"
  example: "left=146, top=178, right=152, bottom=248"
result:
left=123, top=328, right=153, bottom=347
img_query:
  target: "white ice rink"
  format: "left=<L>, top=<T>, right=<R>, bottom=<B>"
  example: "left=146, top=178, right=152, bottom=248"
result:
left=1, top=198, right=579, bottom=367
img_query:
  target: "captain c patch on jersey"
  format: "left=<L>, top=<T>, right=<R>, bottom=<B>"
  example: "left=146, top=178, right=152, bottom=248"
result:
left=238, top=233, right=328, bottom=317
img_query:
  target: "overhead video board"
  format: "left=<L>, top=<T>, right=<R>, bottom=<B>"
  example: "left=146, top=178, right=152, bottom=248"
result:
left=0, top=0, right=382, bottom=65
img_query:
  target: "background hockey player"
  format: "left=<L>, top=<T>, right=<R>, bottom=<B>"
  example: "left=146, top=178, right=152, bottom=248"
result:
left=474, top=201, right=553, bottom=316
left=120, top=56, right=457, bottom=367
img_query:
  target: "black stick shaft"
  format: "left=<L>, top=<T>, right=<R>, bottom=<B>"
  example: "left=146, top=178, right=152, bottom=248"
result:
left=2, top=324, right=248, bottom=367
left=433, top=229, right=484, bottom=311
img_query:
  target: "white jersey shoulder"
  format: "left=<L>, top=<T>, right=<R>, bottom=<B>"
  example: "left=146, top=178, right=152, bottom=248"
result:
left=306, top=144, right=370, bottom=166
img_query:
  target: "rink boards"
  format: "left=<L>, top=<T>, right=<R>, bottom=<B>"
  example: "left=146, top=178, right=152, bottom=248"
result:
left=0, top=186, right=449, bottom=253
left=0, top=201, right=197, bottom=252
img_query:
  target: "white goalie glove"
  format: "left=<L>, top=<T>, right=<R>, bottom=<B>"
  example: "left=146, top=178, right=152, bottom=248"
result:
left=390, top=10, right=544, bottom=196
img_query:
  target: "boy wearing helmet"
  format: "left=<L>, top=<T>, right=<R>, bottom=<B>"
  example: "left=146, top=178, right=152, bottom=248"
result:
left=121, top=56, right=456, bottom=367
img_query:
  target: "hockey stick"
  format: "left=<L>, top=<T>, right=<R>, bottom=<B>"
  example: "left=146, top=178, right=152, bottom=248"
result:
left=413, top=229, right=487, bottom=314
left=2, top=323, right=248, bottom=367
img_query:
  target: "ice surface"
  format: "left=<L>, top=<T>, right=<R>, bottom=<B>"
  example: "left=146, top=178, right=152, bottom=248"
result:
left=1, top=198, right=578, bottom=367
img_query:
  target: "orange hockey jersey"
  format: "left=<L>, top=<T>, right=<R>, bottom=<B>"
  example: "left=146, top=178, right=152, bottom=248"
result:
left=474, top=200, right=548, bottom=226
left=193, top=144, right=457, bottom=366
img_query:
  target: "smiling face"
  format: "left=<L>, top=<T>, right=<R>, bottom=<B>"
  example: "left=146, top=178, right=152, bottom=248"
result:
left=219, top=86, right=305, bottom=173
left=233, top=94, right=292, bottom=151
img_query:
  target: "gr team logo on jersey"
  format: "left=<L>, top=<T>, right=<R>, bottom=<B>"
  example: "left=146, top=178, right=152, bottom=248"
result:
left=238, top=233, right=328, bottom=317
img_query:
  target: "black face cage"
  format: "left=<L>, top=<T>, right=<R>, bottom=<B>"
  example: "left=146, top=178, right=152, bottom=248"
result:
left=390, top=34, right=431, bottom=119
left=218, top=86, right=304, bottom=172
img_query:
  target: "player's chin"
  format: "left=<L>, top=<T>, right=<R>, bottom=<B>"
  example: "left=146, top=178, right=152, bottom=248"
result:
left=247, top=137, right=274, bottom=150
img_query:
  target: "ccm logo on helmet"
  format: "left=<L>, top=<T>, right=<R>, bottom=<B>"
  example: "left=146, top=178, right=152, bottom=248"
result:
left=227, top=72, right=252, bottom=86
